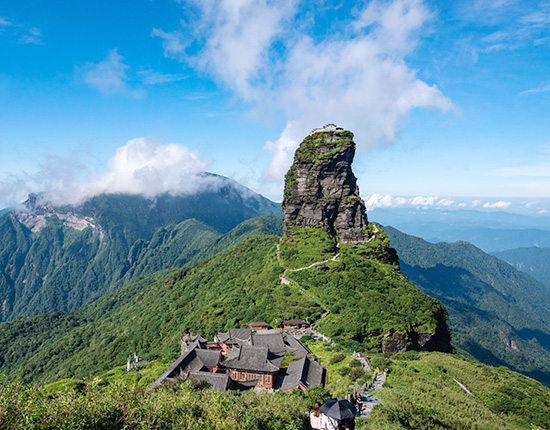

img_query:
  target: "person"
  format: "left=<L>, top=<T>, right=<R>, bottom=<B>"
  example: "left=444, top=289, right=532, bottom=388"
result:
left=320, top=414, right=338, bottom=430
left=339, top=417, right=356, bottom=430
left=310, top=402, right=323, bottom=430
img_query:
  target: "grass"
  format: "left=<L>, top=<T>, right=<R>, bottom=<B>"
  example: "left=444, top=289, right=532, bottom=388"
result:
left=279, top=226, right=337, bottom=270
left=363, top=352, right=550, bottom=430
left=1, top=339, right=549, bottom=429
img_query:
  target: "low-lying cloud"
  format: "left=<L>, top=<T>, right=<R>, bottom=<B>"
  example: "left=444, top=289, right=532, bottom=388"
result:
left=365, top=193, right=512, bottom=211
left=155, top=0, right=454, bottom=181
left=3, top=138, right=220, bottom=209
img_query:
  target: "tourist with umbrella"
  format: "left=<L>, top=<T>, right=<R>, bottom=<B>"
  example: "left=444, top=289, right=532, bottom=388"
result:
left=319, top=398, right=357, bottom=430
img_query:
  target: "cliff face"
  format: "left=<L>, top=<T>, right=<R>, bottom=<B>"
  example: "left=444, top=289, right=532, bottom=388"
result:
left=282, top=129, right=372, bottom=244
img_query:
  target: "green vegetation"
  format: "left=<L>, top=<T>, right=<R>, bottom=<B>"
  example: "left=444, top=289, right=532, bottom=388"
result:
left=293, top=130, right=354, bottom=165
left=279, top=226, right=337, bottom=269
left=287, top=243, right=449, bottom=352
left=0, top=379, right=312, bottom=429
left=0, top=190, right=281, bottom=323
left=367, top=352, right=550, bottom=430
left=0, top=235, right=320, bottom=383
left=386, top=226, right=550, bottom=387
left=494, top=246, right=550, bottom=288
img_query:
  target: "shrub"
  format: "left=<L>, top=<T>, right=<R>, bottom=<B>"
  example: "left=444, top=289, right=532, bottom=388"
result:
left=349, top=359, right=362, bottom=368
left=349, top=367, right=365, bottom=379
left=330, top=354, right=345, bottom=364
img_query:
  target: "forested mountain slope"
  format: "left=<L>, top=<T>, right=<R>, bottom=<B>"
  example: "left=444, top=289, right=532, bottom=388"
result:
left=0, top=178, right=281, bottom=322
left=385, top=226, right=550, bottom=386
left=493, top=246, right=550, bottom=289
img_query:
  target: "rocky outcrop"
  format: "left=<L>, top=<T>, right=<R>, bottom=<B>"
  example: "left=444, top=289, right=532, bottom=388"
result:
left=282, top=128, right=373, bottom=244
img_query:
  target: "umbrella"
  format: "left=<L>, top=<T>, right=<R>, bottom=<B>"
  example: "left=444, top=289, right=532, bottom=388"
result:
left=320, top=398, right=357, bottom=420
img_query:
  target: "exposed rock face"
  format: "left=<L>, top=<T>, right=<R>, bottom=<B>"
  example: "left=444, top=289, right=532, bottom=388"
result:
left=282, top=128, right=373, bottom=244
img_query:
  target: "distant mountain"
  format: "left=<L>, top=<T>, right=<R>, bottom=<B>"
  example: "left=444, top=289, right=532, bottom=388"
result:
left=385, top=226, right=550, bottom=386
left=0, top=176, right=281, bottom=322
left=370, top=208, right=550, bottom=252
left=493, top=247, right=550, bottom=289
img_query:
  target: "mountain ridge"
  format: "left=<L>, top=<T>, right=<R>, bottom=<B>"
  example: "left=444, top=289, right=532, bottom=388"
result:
left=0, top=176, right=281, bottom=322
left=385, top=225, right=550, bottom=386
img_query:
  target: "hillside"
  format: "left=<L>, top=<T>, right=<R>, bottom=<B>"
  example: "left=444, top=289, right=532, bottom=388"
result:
left=2, top=346, right=550, bottom=429
left=0, top=177, right=281, bottom=322
left=0, top=234, right=318, bottom=382
left=494, top=246, right=550, bottom=288
left=385, top=226, right=550, bottom=386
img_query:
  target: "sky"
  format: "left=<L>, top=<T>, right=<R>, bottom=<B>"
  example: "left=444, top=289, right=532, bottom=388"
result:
left=1, top=0, right=550, bottom=215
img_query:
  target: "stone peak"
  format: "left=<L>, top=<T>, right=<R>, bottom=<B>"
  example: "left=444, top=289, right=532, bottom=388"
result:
left=282, top=128, right=372, bottom=244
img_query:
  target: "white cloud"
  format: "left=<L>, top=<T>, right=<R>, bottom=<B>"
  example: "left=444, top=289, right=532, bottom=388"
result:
left=44, top=138, right=213, bottom=205
left=178, top=0, right=296, bottom=100
left=365, top=194, right=457, bottom=210
left=520, top=84, right=550, bottom=95
left=483, top=200, right=512, bottom=209
left=80, top=50, right=142, bottom=97
left=365, top=194, right=409, bottom=210
left=160, top=0, right=454, bottom=181
left=410, top=196, right=439, bottom=206
left=19, top=27, right=43, bottom=45
left=0, top=17, right=12, bottom=28
left=437, top=198, right=455, bottom=207
left=0, top=18, right=44, bottom=44
left=152, top=28, right=188, bottom=59
left=472, top=199, right=482, bottom=207
left=0, top=138, right=220, bottom=208
left=137, top=69, right=186, bottom=85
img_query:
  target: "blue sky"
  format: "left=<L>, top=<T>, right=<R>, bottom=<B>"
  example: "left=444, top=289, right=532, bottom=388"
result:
left=1, top=0, right=550, bottom=215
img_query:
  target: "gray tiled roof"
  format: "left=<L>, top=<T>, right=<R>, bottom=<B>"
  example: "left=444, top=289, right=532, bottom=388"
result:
left=250, top=333, right=285, bottom=353
left=149, top=345, right=222, bottom=390
left=216, top=328, right=252, bottom=344
left=189, top=371, right=231, bottom=391
left=224, top=345, right=281, bottom=373
left=282, top=333, right=311, bottom=356
left=149, top=349, right=201, bottom=390
left=280, top=356, right=326, bottom=391
left=196, top=349, right=222, bottom=368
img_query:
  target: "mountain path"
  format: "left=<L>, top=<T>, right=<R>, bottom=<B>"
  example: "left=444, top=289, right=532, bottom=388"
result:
left=275, top=222, right=379, bottom=327
left=276, top=243, right=332, bottom=327
left=357, top=372, right=386, bottom=418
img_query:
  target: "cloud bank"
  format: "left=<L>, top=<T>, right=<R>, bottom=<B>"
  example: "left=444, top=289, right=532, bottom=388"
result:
left=365, top=193, right=513, bottom=211
left=3, top=138, right=218, bottom=208
left=154, top=0, right=454, bottom=180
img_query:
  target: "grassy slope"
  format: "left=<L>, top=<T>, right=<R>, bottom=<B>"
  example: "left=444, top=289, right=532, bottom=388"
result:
left=279, top=226, right=450, bottom=352
left=385, top=226, right=550, bottom=387
left=2, top=345, right=549, bottom=430
left=366, top=352, right=550, bottom=429
left=0, top=235, right=320, bottom=383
